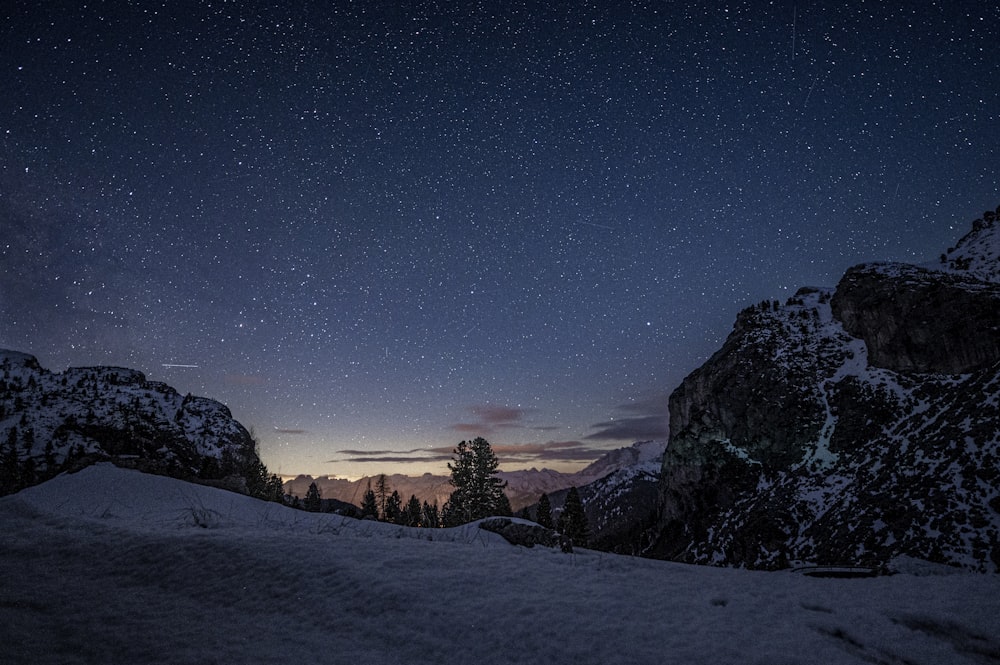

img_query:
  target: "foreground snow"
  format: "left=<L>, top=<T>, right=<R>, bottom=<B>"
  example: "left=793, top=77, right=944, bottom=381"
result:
left=2, top=466, right=998, bottom=665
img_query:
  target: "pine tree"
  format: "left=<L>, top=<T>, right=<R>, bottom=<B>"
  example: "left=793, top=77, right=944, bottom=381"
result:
left=536, top=492, right=554, bottom=528
left=374, top=474, right=389, bottom=519
left=444, top=437, right=509, bottom=525
left=403, top=494, right=422, bottom=527
left=384, top=490, right=403, bottom=524
left=421, top=500, right=440, bottom=528
left=360, top=481, right=378, bottom=519
left=264, top=474, right=286, bottom=504
left=557, top=486, right=589, bottom=547
left=496, top=492, right=513, bottom=517
left=303, top=481, right=322, bottom=512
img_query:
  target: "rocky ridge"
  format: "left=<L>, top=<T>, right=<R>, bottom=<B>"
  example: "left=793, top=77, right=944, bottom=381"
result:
left=0, top=350, right=264, bottom=494
left=653, top=207, right=1000, bottom=572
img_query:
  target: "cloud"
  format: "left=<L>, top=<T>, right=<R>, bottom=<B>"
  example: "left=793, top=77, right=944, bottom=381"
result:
left=328, top=452, right=454, bottom=465
left=332, top=439, right=609, bottom=468
left=450, top=423, right=484, bottom=433
left=470, top=405, right=524, bottom=424
left=493, top=441, right=606, bottom=462
left=273, top=427, right=308, bottom=435
left=583, top=394, right=670, bottom=441
left=448, top=404, right=535, bottom=434
left=584, top=415, right=668, bottom=441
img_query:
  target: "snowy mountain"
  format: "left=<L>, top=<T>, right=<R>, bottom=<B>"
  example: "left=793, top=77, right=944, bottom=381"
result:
left=4, top=463, right=999, bottom=664
left=653, top=207, right=1000, bottom=571
left=527, top=440, right=667, bottom=553
left=0, top=350, right=263, bottom=494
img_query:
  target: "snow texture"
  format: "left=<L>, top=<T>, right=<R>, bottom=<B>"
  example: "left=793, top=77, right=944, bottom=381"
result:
left=2, top=464, right=998, bottom=664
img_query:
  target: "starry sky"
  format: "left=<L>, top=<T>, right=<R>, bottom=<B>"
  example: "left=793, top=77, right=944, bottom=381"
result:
left=1, top=1, right=997, bottom=479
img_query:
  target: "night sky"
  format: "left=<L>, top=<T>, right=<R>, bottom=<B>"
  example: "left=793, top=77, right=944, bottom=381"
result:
left=2, top=1, right=997, bottom=478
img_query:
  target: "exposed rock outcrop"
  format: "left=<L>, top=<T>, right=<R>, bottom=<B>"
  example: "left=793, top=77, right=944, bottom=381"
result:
left=832, top=263, right=1000, bottom=374
left=652, top=209, right=1000, bottom=572
left=0, top=350, right=264, bottom=495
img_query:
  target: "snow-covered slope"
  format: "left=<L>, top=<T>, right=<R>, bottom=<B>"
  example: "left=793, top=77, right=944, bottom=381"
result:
left=3, top=465, right=999, bottom=665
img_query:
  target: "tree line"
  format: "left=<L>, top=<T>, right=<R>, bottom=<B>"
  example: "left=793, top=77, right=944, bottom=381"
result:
left=293, top=436, right=589, bottom=547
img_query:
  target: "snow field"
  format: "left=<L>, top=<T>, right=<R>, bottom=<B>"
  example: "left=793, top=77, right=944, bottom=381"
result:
left=2, top=465, right=998, bottom=665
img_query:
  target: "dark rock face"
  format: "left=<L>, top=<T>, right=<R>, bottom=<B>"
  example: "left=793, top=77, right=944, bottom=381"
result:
left=652, top=213, right=1000, bottom=572
left=832, top=264, right=1000, bottom=374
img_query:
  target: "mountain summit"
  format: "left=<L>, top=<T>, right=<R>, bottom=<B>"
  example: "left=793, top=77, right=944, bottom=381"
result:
left=653, top=206, right=1000, bottom=571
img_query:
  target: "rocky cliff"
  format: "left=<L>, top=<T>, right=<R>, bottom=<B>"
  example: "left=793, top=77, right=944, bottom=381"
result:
left=0, top=350, right=266, bottom=495
left=653, top=207, right=1000, bottom=572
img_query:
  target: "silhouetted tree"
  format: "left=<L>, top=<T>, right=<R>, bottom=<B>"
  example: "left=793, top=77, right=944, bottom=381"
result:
left=385, top=490, right=403, bottom=524
left=360, top=481, right=378, bottom=519
left=374, top=474, right=389, bottom=519
left=558, top=486, right=589, bottom=547
left=403, top=494, right=422, bottom=526
left=496, top=492, right=513, bottom=517
left=304, top=482, right=322, bottom=512
left=443, top=437, right=509, bottom=526
left=263, top=474, right=286, bottom=504
left=536, top=492, right=554, bottom=529
left=421, top=500, right=440, bottom=528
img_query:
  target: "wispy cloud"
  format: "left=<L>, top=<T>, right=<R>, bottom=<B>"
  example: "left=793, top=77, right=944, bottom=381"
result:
left=331, top=439, right=609, bottom=468
left=273, top=427, right=308, bottom=435
left=330, top=452, right=455, bottom=465
left=448, top=403, right=533, bottom=434
left=584, top=415, right=667, bottom=441
left=584, top=394, right=670, bottom=441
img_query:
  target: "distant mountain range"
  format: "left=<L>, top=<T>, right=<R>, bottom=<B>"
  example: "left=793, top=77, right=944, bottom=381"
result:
left=284, top=439, right=667, bottom=516
left=651, top=205, right=1000, bottom=572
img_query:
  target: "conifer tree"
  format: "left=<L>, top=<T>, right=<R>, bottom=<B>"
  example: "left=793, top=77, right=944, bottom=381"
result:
left=421, top=500, right=440, bottom=528
left=374, top=474, right=389, bottom=519
left=403, top=494, right=422, bottom=527
left=557, top=486, right=589, bottom=547
left=384, top=490, right=403, bottom=524
left=264, top=474, right=286, bottom=504
left=496, top=491, right=513, bottom=517
left=444, top=437, right=509, bottom=525
left=303, top=481, right=322, bottom=512
left=360, top=481, right=378, bottom=519
left=536, top=492, right=554, bottom=529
